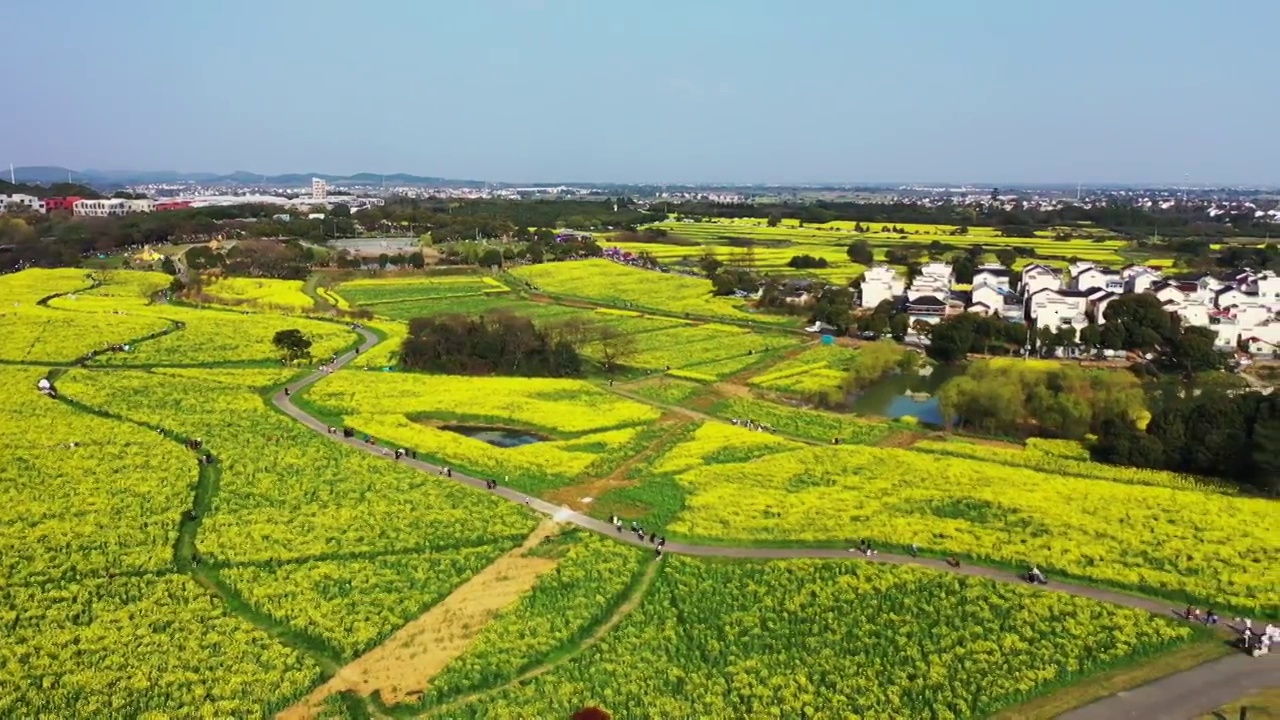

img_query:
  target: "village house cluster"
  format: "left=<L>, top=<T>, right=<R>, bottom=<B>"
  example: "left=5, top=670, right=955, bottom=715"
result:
left=859, top=261, right=1280, bottom=356
left=0, top=193, right=192, bottom=216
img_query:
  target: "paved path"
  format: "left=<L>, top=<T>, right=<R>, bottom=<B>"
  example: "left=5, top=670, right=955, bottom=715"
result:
left=1060, top=653, right=1278, bottom=720
left=275, top=326, right=1278, bottom=719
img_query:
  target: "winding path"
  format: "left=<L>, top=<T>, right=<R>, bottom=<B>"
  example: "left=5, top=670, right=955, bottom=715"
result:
left=274, top=326, right=1278, bottom=718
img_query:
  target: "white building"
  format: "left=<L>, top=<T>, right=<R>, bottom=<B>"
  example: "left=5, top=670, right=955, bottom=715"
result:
left=1020, top=264, right=1062, bottom=297
left=311, top=178, right=328, bottom=200
left=972, top=264, right=1012, bottom=290
left=74, top=199, right=132, bottom=217
left=859, top=264, right=904, bottom=309
left=1123, top=265, right=1163, bottom=294
left=907, top=261, right=953, bottom=302
left=1073, top=265, right=1124, bottom=294
left=1027, top=288, right=1090, bottom=330
left=0, top=194, right=46, bottom=214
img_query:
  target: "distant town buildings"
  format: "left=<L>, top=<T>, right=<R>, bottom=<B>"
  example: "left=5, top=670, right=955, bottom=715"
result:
left=0, top=194, right=45, bottom=214
left=857, top=256, right=1280, bottom=357
left=311, top=177, right=328, bottom=200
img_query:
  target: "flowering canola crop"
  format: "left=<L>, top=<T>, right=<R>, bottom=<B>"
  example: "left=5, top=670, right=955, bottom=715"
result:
left=448, top=557, right=1195, bottom=719
left=656, top=433, right=1279, bottom=614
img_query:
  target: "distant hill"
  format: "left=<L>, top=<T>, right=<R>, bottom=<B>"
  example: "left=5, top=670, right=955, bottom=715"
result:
left=0, top=179, right=102, bottom=199
left=9, top=166, right=486, bottom=188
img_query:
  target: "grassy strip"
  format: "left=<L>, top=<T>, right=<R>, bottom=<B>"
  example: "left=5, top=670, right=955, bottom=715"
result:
left=991, top=637, right=1232, bottom=720
left=1199, top=687, right=1280, bottom=720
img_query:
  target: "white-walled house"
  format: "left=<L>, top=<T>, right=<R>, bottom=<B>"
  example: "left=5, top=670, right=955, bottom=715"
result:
left=906, top=262, right=953, bottom=305
left=1073, top=266, right=1124, bottom=294
left=917, top=261, right=954, bottom=286
left=1088, top=291, right=1120, bottom=323
left=1027, top=288, right=1090, bottom=329
left=859, top=264, right=905, bottom=309
left=1020, top=264, right=1062, bottom=296
left=972, top=264, right=1012, bottom=290
left=0, top=194, right=46, bottom=214
left=1123, top=265, right=1163, bottom=294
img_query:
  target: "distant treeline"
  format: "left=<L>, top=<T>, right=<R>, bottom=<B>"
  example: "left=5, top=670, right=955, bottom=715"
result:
left=661, top=200, right=1280, bottom=240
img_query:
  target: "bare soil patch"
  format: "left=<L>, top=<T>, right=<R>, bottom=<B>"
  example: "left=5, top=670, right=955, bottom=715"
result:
left=278, top=521, right=563, bottom=719
left=545, top=416, right=690, bottom=512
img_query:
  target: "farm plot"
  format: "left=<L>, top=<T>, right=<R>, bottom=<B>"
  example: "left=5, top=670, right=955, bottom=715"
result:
left=0, top=364, right=324, bottom=716
left=0, top=574, right=323, bottom=717
left=202, top=277, right=315, bottom=312
left=1, top=269, right=174, bottom=363
left=59, top=367, right=537, bottom=562
left=648, top=437, right=1279, bottom=614
left=0, top=365, right=191, bottom=586
left=912, top=437, right=1238, bottom=494
left=332, top=275, right=509, bottom=306
left=407, top=531, right=649, bottom=708
left=87, top=304, right=357, bottom=366
left=709, top=396, right=892, bottom=445
left=748, top=343, right=862, bottom=395
left=301, top=371, right=663, bottom=493
left=511, top=259, right=796, bottom=325
left=445, top=557, right=1196, bottom=719
left=598, top=323, right=799, bottom=375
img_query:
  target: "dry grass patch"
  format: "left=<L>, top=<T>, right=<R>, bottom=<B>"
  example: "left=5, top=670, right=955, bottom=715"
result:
left=279, top=521, right=563, bottom=718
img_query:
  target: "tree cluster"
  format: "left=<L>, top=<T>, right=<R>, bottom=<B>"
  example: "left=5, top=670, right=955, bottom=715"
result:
left=187, top=240, right=321, bottom=279
left=926, top=313, right=1029, bottom=362
left=400, top=314, right=582, bottom=377
left=1094, top=388, right=1280, bottom=495
left=937, top=360, right=1148, bottom=440
left=786, top=254, right=829, bottom=269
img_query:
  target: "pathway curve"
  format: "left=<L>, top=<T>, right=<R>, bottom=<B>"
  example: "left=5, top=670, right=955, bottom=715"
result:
left=275, top=326, right=1278, bottom=718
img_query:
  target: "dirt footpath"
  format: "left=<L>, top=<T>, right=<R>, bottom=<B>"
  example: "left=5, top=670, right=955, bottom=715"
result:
left=278, top=520, right=563, bottom=718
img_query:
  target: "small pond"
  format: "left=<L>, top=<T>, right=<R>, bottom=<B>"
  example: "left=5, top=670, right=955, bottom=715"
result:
left=440, top=424, right=548, bottom=448
left=846, top=364, right=964, bottom=426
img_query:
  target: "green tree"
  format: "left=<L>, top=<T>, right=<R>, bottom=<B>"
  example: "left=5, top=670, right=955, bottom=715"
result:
left=995, top=248, right=1017, bottom=267
left=846, top=239, right=874, bottom=265
left=698, top=252, right=725, bottom=277
left=766, top=211, right=782, bottom=228
left=272, top=329, right=312, bottom=363
left=1079, top=324, right=1103, bottom=350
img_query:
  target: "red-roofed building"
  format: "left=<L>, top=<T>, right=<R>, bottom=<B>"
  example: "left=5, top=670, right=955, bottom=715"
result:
left=43, top=197, right=82, bottom=213
left=154, top=200, right=192, bottom=212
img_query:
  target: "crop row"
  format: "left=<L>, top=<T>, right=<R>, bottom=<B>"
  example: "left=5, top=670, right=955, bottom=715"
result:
left=912, top=438, right=1237, bottom=494
left=202, top=277, right=315, bottom=312
left=59, top=368, right=538, bottom=564
left=448, top=557, right=1195, bottom=719
left=709, top=396, right=893, bottom=445
left=511, top=259, right=795, bottom=325
left=654, top=437, right=1279, bottom=614
left=414, top=532, right=648, bottom=707
left=333, top=275, right=510, bottom=307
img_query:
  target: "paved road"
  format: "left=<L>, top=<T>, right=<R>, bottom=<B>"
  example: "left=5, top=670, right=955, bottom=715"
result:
left=1060, top=653, right=1278, bottom=720
left=275, top=326, right=1278, bottom=719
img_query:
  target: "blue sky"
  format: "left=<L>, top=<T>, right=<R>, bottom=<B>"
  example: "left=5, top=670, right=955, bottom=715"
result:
left=4, top=0, right=1277, bottom=184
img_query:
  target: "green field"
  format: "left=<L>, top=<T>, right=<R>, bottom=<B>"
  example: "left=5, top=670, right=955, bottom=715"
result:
left=0, top=263, right=1266, bottom=717
left=607, top=217, right=1154, bottom=278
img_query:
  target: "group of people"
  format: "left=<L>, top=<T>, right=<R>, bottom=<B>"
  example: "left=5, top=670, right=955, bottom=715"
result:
left=611, top=516, right=666, bottom=556
left=1025, top=566, right=1048, bottom=585
left=729, top=418, right=775, bottom=433
left=851, top=539, right=878, bottom=557
left=1236, top=618, right=1276, bottom=656
left=1183, top=606, right=1220, bottom=625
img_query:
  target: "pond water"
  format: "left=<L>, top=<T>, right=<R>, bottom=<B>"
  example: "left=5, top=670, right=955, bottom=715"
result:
left=846, top=364, right=964, bottom=426
left=440, top=424, right=548, bottom=448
